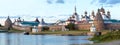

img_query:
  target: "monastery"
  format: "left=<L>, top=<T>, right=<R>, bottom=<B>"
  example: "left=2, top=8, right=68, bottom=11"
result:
left=4, top=7, right=120, bottom=32
left=49, top=7, right=120, bottom=31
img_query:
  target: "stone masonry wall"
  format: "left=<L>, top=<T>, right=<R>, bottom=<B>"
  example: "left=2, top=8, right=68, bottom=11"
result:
left=77, top=23, right=91, bottom=30
left=12, top=25, right=32, bottom=32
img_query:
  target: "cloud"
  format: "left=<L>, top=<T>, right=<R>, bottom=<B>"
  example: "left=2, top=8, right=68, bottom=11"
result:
left=56, top=0, right=64, bottom=4
left=43, top=16, right=56, bottom=18
left=91, top=0, right=120, bottom=7
left=98, top=0, right=107, bottom=3
left=99, top=0, right=120, bottom=4
left=46, top=0, right=65, bottom=4
left=46, top=0, right=53, bottom=4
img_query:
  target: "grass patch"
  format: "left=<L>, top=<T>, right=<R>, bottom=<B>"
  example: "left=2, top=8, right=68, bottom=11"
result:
left=31, top=30, right=89, bottom=35
left=8, top=30, right=24, bottom=33
left=8, top=28, right=24, bottom=33
left=90, top=30, right=120, bottom=43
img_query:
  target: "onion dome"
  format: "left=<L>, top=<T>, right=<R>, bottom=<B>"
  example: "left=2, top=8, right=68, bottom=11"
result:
left=72, top=15, right=75, bottom=18
left=95, top=9, right=103, bottom=21
left=107, top=11, right=110, bottom=15
left=85, top=11, right=87, bottom=15
left=100, top=7, right=105, bottom=13
left=35, top=18, right=40, bottom=23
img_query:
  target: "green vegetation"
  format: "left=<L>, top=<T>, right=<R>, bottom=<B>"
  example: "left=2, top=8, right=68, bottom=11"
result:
left=8, top=28, right=24, bottom=33
left=0, top=28, right=22, bottom=33
left=0, top=27, right=24, bottom=33
left=31, top=30, right=89, bottom=35
left=90, top=30, right=120, bottom=43
left=65, top=23, right=76, bottom=30
left=42, top=26, right=49, bottom=31
left=0, top=24, right=4, bottom=27
left=8, top=29, right=24, bottom=33
left=0, top=24, right=2, bottom=27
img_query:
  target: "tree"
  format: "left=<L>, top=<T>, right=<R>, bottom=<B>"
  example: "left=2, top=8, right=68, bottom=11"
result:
left=0, top=24, right=1, bottom=27
left=65, top=23, right=75, bottom=30
left=42, top=26, right=49, bottom=31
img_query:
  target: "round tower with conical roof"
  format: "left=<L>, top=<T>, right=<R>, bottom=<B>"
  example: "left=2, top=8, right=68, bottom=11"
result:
left=94, top=9, right=104, bottom=31
left=5, top=16, right=12, bottom=30
left=38, top=18, right=47, bottom=32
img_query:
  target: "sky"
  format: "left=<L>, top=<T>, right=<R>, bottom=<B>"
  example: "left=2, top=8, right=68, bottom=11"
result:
left=0, top=0, right=120, bottom=23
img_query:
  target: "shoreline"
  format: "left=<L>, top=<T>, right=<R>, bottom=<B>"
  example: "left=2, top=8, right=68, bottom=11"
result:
left=89, top=30, right=120, bottom=44
left=29, top=30, right=89, bottom=36
left=30, top=32, right=88, bottom=36
left=0, top=29, right=90, bottom=36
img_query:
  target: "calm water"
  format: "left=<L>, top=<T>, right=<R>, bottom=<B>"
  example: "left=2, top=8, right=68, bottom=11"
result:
left=0, top=33, right=93, bottom=45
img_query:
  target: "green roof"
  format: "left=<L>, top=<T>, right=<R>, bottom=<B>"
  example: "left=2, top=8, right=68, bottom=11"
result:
left=104, top=19, right=120, bottom=23
left=21, top=21, right=39, bottom=26
left=89, top=19, right=120, bottom=23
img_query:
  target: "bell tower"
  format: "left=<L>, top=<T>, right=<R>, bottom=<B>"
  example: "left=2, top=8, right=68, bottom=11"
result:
left=107, top=11, right=111, bottom=19
left=73, top=6, right=79, bottom=22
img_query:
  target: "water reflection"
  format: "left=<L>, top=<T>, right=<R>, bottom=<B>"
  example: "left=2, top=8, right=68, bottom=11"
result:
left=0, top=33, right=9, bottom=45
left=0, top=33, right=93, bottom=45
